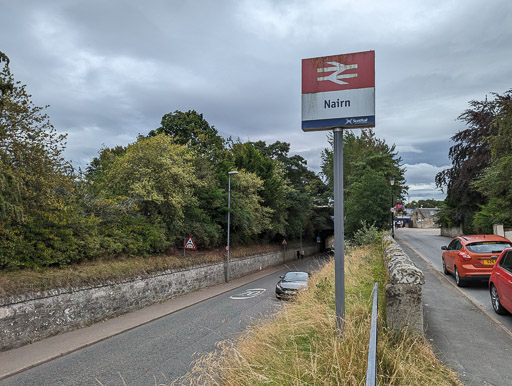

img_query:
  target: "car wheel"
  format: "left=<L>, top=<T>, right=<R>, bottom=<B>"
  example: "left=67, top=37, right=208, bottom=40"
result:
left=455, top=266, right=465, bottom=287
left=490, top=284, right=508, bottom=315
left=442, top=258, right=449, bottom=275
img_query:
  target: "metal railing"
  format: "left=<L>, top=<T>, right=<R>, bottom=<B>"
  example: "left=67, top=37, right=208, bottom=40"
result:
left=365, top=282, right=379, bottom=386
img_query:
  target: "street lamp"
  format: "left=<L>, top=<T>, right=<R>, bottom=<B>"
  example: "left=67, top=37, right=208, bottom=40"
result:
left=390, top=177, right=395, bottom=238
left=226, top=170, right=238, bottom=282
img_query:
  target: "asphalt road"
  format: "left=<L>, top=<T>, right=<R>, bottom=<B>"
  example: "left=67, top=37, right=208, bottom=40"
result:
left=1, top=256, right=326, bottom=386
left=395, top=227, right=512, bottom=334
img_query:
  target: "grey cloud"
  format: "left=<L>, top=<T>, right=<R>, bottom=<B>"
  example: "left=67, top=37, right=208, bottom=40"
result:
left=1, top=0, right=510, bottom=197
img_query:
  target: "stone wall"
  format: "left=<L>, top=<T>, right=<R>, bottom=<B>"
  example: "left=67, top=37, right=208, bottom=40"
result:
left=441, top=226, right=463, bottom=238
left=383, top=235, right=425, bottom=334
left=0, top=245, right=320, bottom=351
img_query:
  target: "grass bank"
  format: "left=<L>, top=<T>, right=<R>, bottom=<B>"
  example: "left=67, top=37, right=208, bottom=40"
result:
left=0, top=243, right=303, bottom=298
left=176, top=241, right=460, bottom=385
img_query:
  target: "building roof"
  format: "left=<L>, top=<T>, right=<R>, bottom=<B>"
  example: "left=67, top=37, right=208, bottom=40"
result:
left=413, top=208, right=440, bottom=218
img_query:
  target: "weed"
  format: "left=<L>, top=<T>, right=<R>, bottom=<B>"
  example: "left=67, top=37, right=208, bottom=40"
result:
left=174, top=244, right=461, bottom=385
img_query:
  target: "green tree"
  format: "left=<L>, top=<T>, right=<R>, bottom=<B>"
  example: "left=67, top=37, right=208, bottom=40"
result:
left=321, top=129, right=406, bottom=237
left=0, top=51, right=95, bottom=268
left=231, top=141, right=291, bottom=238
left=229, top=170, right=273, bottom=244
left=435, top=93, right=505, bottom=232
left=471, top=90, right=512, bottom=232
left=147, top=109, right=232, bottom=247
left=253, top=140, right=328, bottom=239
left=148, top=110, right=225, bottom=158
left=94, top=134, right=202, bottom=245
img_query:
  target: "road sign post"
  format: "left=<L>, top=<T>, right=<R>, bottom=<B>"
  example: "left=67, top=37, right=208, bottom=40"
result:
left=302, top=51, right=375, bottom=331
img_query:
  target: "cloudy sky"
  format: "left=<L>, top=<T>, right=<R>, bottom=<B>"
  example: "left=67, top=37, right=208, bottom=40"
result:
left=1, top=0, right=511, bottom=201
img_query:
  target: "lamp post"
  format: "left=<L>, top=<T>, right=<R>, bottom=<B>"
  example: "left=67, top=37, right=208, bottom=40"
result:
left=226, top=170, right=238, bottom=282
left=390, top=177, right=395, bottom=238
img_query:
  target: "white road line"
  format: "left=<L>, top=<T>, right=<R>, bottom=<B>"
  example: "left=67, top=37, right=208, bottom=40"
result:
left=230, top=288, right=267, bottom=300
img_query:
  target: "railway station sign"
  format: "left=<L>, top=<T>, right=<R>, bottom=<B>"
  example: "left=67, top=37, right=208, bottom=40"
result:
left=302, top=50, right=375, bottom=131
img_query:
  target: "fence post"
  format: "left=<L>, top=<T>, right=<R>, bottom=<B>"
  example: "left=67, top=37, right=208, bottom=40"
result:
left=366, top=282, right=378, bottom=386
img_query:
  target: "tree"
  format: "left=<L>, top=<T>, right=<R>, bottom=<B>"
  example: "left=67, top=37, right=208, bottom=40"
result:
left=253, top=140, right=328, bottom=238
left=94, top=134, right=202, bottom=243
left=321, top=129, right=407, bottom=237
left=229, top=170, right=273, bottom=244
left=435, top=93, right=503, bottom=232
left=231, top=141, right=291, bottom=238
left=470, top=90, right=512, bottom=232
left=147, top=110, right=225, bottom=159
left=0, top=51, right=94, bottom=268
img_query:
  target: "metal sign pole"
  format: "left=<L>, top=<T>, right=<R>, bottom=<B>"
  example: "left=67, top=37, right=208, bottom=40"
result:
left=334, top=128, right=345, bottom=330
left=226, top=174, right=231, bottom=283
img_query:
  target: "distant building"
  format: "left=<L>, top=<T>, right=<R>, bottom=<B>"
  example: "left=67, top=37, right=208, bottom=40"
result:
left=411, top=208, right=440, bottom=228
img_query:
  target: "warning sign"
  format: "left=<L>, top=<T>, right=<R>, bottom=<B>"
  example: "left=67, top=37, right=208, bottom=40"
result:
left=184, top=236, right=196, bottom=250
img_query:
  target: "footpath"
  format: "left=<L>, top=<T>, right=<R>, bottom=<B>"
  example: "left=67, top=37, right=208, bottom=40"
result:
left=396, top=234, right=512, bottom=386
left=0, top=261, right=292, bottom=381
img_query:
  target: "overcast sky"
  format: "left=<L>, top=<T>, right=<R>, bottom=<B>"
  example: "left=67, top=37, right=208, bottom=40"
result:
left=2, top=0, right=511, bottom=202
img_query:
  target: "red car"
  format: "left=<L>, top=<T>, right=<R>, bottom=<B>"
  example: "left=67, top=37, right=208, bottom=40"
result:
left=441, top=235, right=511, bottom=287
left=489, top=247, right=512, bottom=315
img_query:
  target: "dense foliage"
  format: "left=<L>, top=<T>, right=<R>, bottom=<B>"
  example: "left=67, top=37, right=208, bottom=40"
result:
left=436, top=90, right=512, bottom=233
left=1, top=51, right=405, bottom=270
left=0, top=52, right=332, bottom=269
left=471, top=91, right=512, bottom=232
left=0, top=51, right=96, bottom=269
left=320, top=130, right=407, bottom=237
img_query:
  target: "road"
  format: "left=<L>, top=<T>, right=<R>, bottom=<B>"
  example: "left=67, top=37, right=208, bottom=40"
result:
left=395, top=227, right=512, bottom=334
left=395, top=228, right=512, bottom=385
left=0, top=256, right=326, bottom=385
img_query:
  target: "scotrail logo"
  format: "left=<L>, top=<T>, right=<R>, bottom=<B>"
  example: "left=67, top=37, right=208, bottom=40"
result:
left=317, top=62, right=358, bottom=85
left=345, top=118, right=368, bottom=125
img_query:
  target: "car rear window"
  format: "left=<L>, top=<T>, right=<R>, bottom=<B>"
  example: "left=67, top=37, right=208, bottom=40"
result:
left=466, top=242, right=511, bottom=254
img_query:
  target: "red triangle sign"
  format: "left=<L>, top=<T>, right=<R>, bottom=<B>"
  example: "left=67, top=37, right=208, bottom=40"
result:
left=184, top=236, right=196, bottom=250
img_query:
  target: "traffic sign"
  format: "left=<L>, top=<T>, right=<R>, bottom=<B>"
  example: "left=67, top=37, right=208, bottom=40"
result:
left=281, top=239, right=288, bottom=245
left=184, top=236, right=196, bottom=250
left=302, top=51, right=375, bottom=131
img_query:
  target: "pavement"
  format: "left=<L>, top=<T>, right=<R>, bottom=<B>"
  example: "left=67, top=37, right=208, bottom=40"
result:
left=396, top=232, right=512, bottom=386
left=3, top=237, right=512, bottom=385
left=0, top=261, right=292, bottom=381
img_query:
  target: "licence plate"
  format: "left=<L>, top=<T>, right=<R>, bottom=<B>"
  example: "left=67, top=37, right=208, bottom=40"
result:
left=483, top=259, right=496, bottom=265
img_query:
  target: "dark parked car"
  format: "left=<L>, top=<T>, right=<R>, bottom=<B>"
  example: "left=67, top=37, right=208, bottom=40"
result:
left=275, top=271, right=309, bottom=299
left=489, top=247, right=512, bottom=315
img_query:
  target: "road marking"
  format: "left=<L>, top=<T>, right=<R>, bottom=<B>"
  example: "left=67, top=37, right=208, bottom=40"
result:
left=230, top=288, right=266, bottom=300
left=397, top=236, right=512, bottom=341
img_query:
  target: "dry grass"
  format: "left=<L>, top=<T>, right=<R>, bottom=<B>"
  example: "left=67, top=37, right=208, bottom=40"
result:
left=174, top=245, right=461, bottom=385
left=0, top=243, right=290, bottom=298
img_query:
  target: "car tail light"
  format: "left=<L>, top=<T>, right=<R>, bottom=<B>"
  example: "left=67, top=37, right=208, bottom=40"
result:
left=458, top=251, right=471, bottom=262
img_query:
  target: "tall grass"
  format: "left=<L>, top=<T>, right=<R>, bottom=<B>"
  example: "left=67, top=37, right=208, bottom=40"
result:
left=175, top=243, right=460, bottom=385
left=0, top=244, right=289, bottom=297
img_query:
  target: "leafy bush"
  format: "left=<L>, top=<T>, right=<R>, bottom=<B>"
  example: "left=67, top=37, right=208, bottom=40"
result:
left=351, top=221, right=382, bottom=246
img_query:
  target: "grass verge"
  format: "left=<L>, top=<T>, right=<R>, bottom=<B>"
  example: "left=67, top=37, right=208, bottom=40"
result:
left=0, top=243, right=300, bottom=298
left=175, top=242, right=461, bottom=385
